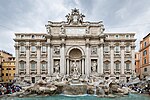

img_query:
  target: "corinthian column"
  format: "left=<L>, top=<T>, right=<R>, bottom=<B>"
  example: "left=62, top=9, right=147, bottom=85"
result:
left=47, top=42, right=51, bottom=75
left=26, top=42, right=30, bottom=75
left=100, top=43, right=104, bottom=74
left=60, top=43, right=65, bottom=74
left=131, top=45, right=136, bottom=76
left=121, top=45, right=125, bottom=74
left=36, top=44, right=41, bottom=75
left=15, top=45, right=19, bottom=75
left=110, top=45, right=114, bottom=75
left=85, top=43, right=90, bottom=75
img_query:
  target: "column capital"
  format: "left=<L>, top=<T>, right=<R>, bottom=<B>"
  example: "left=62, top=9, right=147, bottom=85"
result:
left=46, top=43, right=52, bottom=47
left=25, top=45, right=30, bottom=49
left=131, top=45, right=136, bottom=49
left=36, top=45, right=41, bottom=49
left=110, top=45, right=114, bottom=49
left=120, top=45, right=125, bottom=49
left=98, top=43, right=104, bottom=47
left=14, top=45, right=19, bottom=50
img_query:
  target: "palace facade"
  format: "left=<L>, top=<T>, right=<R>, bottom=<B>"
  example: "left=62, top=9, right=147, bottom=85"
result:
left=14, top=9, right=136, bottom=83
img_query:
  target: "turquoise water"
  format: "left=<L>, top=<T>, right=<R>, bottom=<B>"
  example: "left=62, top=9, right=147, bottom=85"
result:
left=0, top=94, right=150, bottom=100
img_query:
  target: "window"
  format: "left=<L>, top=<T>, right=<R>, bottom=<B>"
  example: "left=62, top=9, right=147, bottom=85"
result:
left=6, top=73, right=8, bottom=76
left=143, top=50, right=147, bottom=56
left=21, top=35, right=24, bottom=38
left=20, top=46, right=26, bottom=53
left=104, top=63, right=109, bottom=69
left=41, top=63, right=47, bottom=70
left=144, top=58, right=147, bottom=64
left=144, top=42, right=147, bottom=47
left=126, top=63, right=130, bottom=69
left=115, top=46, right=120, bottom=53
left=20, top=62, right=25, bottom=69
left=2, top=73, right=4, bottom=76
left=41, top=46, right=47, bottom=53
left=126, top=35, right=129, bottom=39
left=31, top=35, right=35, bottom=39
left=115, top=63, right=120, bottom=70
left=144, top=68, right=147, bottom=72
left=125, top=45, right=130, bottom=51
left=104, top=46, right=109, bottom=52
left=115, top=35, right=119, bottom=39
left=31, top=62, right=36, bottom=70
left=31, top=46, right=36, bottom=52
left=13, top=68, right=15, bottom=70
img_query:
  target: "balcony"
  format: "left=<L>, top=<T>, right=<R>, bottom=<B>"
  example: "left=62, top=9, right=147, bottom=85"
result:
left=103, top=69, right=110, bottom=74
left=30, top=69, right=37, bottom=74
left=114, top=51, right=120, bottom=56
left=125, top=69, right=132, bottom=74
left=19, top=69, right=26, bottom=74
left=114, top=69, right=121, bottom=74
left=41, top=69, right=48, bottom=74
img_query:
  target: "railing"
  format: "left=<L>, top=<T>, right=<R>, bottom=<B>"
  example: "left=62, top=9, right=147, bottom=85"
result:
left=30, top=69, right=37, bottom=74
left=114, top=69, right=120, bottom=74
left=103, top=69, right=110, bottom=74
left=19, top=69, right=26, bottom=74
left=41, top=69, right=48, bottom=74
left=125, top=69, right=132, bottom=74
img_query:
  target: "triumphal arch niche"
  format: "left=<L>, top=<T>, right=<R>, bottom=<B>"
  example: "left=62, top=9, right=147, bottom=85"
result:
left=45, top=8, right=105, bottom=76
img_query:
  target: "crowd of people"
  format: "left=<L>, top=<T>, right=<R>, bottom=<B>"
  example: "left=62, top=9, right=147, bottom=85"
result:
left=0, top=83, right=21, bottom=95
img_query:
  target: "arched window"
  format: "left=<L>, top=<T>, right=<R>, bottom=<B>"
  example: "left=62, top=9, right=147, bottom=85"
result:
left=20, top=46, right=26, bottom=53
left=41, top=46, right=47, bottom=53
left=31, top=46, right=36, bottom=53
left=41, top=61, right=47, bottom=70
left=30, top=61, right=36, bottom=70
left=19, top=61, right=26, bottom=69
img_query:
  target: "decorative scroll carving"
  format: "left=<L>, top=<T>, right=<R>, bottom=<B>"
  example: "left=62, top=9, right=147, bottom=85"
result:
left=91, top=46, right=97, bottom=55
left=53, top=46, right=60, bottom=55
left=65, top=8, right=85, bottom=25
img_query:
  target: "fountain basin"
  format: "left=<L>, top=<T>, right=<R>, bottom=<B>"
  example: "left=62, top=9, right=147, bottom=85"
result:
left=63, top=84, right=87, bottom=95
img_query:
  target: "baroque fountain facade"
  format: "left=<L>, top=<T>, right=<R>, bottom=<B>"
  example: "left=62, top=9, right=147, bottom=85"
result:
left=14, top=8, right=136, bottom=86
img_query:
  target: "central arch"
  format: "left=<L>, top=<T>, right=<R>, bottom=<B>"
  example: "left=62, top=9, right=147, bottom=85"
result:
left=69, top=48, right=82, bottom=59
left=66, top=46, right=85, bottom=75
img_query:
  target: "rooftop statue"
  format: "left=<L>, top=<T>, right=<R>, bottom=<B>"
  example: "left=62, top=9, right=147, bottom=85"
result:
left=65, top=8, right=85, bottom=25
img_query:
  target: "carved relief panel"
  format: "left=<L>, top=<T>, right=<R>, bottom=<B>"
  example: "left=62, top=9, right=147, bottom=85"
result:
left=53, top=46, right=60, bottom=55
left=91, top=46, right=97, bottom=55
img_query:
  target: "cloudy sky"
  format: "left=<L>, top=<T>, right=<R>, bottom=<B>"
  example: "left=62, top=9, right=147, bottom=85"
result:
left=0, top=0, right=150, bottom=56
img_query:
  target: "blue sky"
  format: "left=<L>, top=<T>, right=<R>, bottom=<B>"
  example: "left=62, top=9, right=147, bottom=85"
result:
left=0, top=0, right=150, bottom=56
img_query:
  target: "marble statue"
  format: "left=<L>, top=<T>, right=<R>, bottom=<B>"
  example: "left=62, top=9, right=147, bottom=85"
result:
left=92, top=61, right=97, bottom=72
left=71, top=61, right=79, bottom=75
left=54, top=61, right=60, bottom=73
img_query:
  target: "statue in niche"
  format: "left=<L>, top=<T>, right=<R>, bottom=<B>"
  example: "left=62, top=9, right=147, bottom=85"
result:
left=91, top=46, right=97, bottom=55
left=91, top=61, right=97, bottom=72
left=54, top=61, right=60, bottom=73
left=54, top=46, right=60, bottom=55
left=71, top=60, right=79, bottom=75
